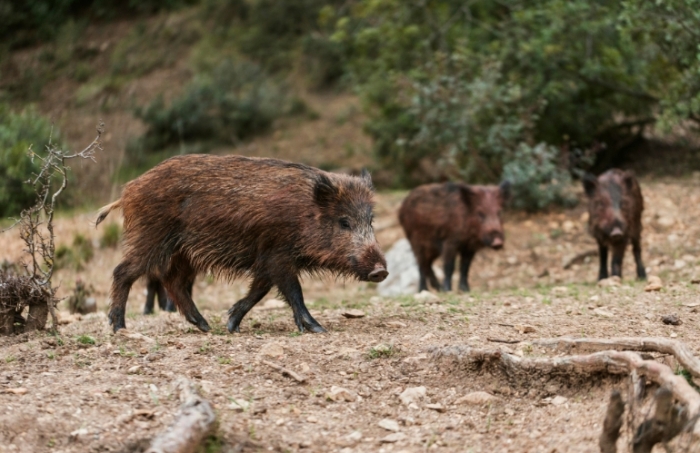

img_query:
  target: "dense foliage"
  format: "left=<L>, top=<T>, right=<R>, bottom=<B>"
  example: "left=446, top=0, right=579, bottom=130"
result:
left=0, top=104, right=64, bottom=217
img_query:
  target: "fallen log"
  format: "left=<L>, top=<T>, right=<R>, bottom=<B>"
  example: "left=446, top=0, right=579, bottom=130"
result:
left=146, top=377, right=216, bottom=453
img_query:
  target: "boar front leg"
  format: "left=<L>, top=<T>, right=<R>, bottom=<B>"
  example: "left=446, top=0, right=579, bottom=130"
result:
left=458, top=249, right=475, bottom=292
left=227, top=275, right=273, bottom=333
left=597, top=241, right=609, bottom=281
left=276, top=274, right=326, bottom=333
left=632, top=237, right=646, bottom=280
left=442, top=245, right=458, bottom=292
left=610, top=243, right=626, bottom=279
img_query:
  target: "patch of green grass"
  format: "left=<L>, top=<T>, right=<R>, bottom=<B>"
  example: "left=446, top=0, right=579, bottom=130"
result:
left=76, top=334, right=96, bottom=345
left=367, top=343, right=396, bottom=359
left=100, top=222, right=121, bottom=248
left=288, top=331, right=302, bottom=338
left=5, top=355, right=16, bottom=363
left=47, top=351, right=55, bottom=360
left=217, top=357, right=231, bottom=365
left=119, top=346, right=136, bottom=358
left=199, top=342, right=212, bottom=354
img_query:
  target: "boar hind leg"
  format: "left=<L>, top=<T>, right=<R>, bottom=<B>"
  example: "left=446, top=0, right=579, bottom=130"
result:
left=458, top=249, right=475, bottom=292
left=162, top=279, right=189, bottom=313
left=162, top=258, right=210, bottom=332
left=597, top=241, right=609, bottom=281
left=109, top=259, right=144, bottom=332
left=632, top=238, right=646, bottom=280
left=277, top=275, right=326, bottom=333
left=227, top=276, right=273, bottom=333
left=610, top=243, right=626, bottom=279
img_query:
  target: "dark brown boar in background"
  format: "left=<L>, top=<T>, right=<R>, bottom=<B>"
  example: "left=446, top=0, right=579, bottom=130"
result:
left=399, top=181, right=510, bottom=292
left=583, top=169, right=646, bottom=281
left=96, top=155, right=387, bottom=334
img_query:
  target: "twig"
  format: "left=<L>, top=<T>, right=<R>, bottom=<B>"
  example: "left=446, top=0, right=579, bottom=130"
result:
left=261, top=359, right=307, bottom=383
left=487, top=338, right=521, bottom=344
left=146, top=377, right=216, bottom=453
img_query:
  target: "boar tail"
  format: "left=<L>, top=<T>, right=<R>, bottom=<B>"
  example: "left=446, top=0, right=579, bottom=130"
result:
left=95, top=199, right=122, bottom=227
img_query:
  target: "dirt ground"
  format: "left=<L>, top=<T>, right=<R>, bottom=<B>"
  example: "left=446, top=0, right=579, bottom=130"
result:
left=1, top=177, right=700, bottom=453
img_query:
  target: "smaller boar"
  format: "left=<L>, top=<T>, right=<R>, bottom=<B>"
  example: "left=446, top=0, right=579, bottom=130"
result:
left=583, top=169, right=646, bottom=281
left=399, top=181, right=510, bottom=292
left=143, top=277, right=193, bottom=314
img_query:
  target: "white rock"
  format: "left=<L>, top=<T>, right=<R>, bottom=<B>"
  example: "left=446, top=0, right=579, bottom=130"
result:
left=258, top=342, right=285, bottom=358
left=378, top=419, right=400, bottom=432
left=380, top=432, right=407, bottom=443
left=399, top=386, right=426, bottom=406
left=551, top=395, right=568, bottom=406
left=674, top=260, right=687, bottom=269
left=645, top=276, right=663, bottom=292
left=228, top=398, right=250, bottom=412
left=413, top=290, right=440, bottom=304
left=326, top=386, right=357, bottom=402
left=593, top=308, right=614, bottom=318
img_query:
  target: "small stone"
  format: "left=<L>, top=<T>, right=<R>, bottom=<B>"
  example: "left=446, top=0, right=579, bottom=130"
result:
left=683, top=302, right=700, bottom=308
left=562, top=220, right=575, bottom=233
left=3, top=388, right=27, bottom=395
left=674, top=260, right=687, bottom=269
left=345, top=431, right=362, bottom=443
left=326, top=386, right=357, bottom=402
left=645, top=276, right=663, bottom=292
left=598, top=276, right=621, bottom=287
left=420, top=333, right=435, bottom=341
left=506, top=256, right=518, bottom=265
left=551, top=395, right=568, bottom=406
left=661, top=314, right=682, bottom=326
left=386, top=321, right=407, bottom=328
left=379, top=432, right=407, bottom=443
left=258, top=298, right=287, bottom=310
left=127, top=365, right=142, bottom=375
left=426, top=403, right=445, bottom=412
left=228, top=398, right=250, bottom=412
left=551, top=286, right=568, bottom=295
left=414, top=290, right=440, bottom=304
left=306, top=416, right=318, bottom=423
left=70, top=428, right=89, bottom=441
left=515, top=324, right=536, bottom=334
left=342, top=309, right=365, bottom=319
left=378, top=419, right=400, bottom=432
left=589, top=295, right=600, bottom=303
left=258, top=342, right=285, bottom=358
left=593, top=308, right=614, bottom=318
left=399, top=386, right=426, bottom=406
left=454, top=391, right=499, bottom=406
left=670, top=332, right=678, bottom=338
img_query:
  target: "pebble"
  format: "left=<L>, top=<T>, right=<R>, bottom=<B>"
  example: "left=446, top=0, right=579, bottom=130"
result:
left=454, top=391, right=498, bottom=405
left=593, top=308, right=614, bottom=318
left=426, top=403, right=445, bottom=412
left=378, top=418, right=400, bottom=432
left=551, top=395, right=568, bottom=406
left=326, top=386, right=357, bottom=402
left=380, top=432, right=407, bottom=443
left=258, top=342, right=285, bottom=358
left=342, top=309, right=365, bottom=319
left=413, top=290, right=440, bottom=304
left=399, top=386, right=426, bottom=406
left=644, top=276, right=663, bottom=292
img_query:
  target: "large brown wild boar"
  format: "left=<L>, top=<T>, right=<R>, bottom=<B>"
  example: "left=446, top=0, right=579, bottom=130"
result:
left=583, top=169, right=646, bottom=281
left=96, top=155, right=388, bottom=333
left=399, top=181, right=510, bottom=292
left=143, top=277, right=193, bottom=315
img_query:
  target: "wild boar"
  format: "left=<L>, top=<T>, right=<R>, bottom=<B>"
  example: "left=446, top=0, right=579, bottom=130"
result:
left=583, top=169, right=646, bottom=280
left=399, top=181, right=510, bottom=292
left=96, top=155, right=387, bottom=334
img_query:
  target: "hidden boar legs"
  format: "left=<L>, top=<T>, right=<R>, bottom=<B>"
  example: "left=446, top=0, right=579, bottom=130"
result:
left=597, top=241, right=609, bottom=281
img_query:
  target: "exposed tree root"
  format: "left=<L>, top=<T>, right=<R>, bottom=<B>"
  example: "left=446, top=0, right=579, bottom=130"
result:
left=600, top=391, right=625, bottom=453
left=146, top=377, right=216, bottom=453
left=528, top=337, right=700, bottom=385
left=431, top=345, right=700, bottom=434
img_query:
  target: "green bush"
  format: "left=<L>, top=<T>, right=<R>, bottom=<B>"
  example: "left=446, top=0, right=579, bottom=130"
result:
left=502, top=143, right=578, bottom=212
left=55, top=233, right=94, bottom=271
left=129, top=60, right=286, bottom=157
left=99, top=222, right=121, bottom=248
left=0, top=104, right=65, bottom=217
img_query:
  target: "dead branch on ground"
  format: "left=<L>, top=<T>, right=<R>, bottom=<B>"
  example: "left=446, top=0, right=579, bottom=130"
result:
left=261, top=359, right=307, bottom=383
left=146, top=377, right=216, bottom=453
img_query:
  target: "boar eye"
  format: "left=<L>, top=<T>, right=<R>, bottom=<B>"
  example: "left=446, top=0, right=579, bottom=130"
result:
left=478, top=212, right=486, bottom=222
left=339, top=218, right=352, bottom=230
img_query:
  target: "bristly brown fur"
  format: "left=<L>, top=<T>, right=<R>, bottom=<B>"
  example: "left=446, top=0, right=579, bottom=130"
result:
left=399, top=181, right=509, bottom=292
left=583, top=168, right=646, bottom=281
left=100, top=154, right=386, bottom=334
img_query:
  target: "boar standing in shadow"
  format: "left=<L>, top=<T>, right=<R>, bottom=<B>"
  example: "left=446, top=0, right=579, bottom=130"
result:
left=399, top=181, right=510, bottom=292
left=583, top=169, right=646, bottom=281
left=96, top=155, right=387, bottom=334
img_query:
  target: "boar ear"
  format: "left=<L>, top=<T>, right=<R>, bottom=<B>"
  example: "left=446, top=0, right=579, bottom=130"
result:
left=314, top=173, right=338, bottom=208
left=360, top=168, right=374, bottom=191
left=499, top=180, right=511, bottom=203
left=582, top=173, right=598, bottom=198
left=458, top=185, right=475, bottom=208
left=622, top=171, right=636, bottom=190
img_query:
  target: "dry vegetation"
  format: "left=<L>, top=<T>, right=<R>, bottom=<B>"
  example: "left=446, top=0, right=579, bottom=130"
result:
left=1, top=175, right=700, bottom=452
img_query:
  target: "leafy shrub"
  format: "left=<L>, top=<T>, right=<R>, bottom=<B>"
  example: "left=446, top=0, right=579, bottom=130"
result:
left=99, top=222, right=121, bottom=248
left=0, top=104, right=64, bottom=217
left=129, top=60, right=285, bottom=157
left=502, top=143, right=578, bottom=212
left=55, top=233, right=94, bottom=271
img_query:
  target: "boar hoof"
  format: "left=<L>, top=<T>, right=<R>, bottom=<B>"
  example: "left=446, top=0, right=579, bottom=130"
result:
left=108, top=311, right=126, bottom=332
left=303, top=323, right=327, bottom=334
left=227, top=316, right=243, bottom=333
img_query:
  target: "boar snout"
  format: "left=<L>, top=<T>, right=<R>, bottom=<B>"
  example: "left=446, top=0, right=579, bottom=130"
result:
left=483, top=232, right=504, bottom=250
left=368, top=264, right=389, bottom=282
left=610, top=226, right=624, bottom=239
